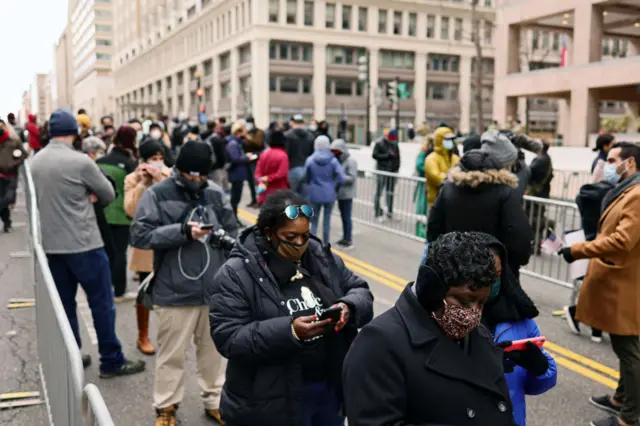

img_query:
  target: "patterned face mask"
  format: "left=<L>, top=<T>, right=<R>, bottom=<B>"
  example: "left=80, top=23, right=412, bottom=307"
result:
left=432, top=300, right=482, bottom=340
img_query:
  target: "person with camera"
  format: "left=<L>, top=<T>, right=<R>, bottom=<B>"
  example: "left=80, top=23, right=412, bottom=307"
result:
left=130, top=141, right=238, bottom=426
left=209, top=189, right=373, bottom=426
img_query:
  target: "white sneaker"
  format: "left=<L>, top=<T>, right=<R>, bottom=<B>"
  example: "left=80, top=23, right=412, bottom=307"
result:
left=563, top=306, right=581, bottom=335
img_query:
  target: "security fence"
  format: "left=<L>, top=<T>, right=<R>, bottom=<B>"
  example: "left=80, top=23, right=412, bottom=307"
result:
left=83, top=384, right=115, bottom=426
left=353, top=169, right=582, bottom=289
left=551, top=169, right=591, bottom=201
left=22, top=161, right=113, bottom=426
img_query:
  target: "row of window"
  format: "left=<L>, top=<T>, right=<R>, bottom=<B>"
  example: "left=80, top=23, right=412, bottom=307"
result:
left=531, top=31, right=630, bottom=58
left=267, top=0, right=493, bottom=43
left=269, top=42, right=314, bottom=62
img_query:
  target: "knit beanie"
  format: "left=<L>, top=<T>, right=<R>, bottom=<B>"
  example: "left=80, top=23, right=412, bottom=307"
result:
left=49, top=108, right=79, bottom=137
left=139, top=140, right=165, bottom=161
left=76, top=113, right=91, bottom=129
left=314, top=135, right=331, bottom=151
left=176, top=141, right=212, bottom=176
left=480, top=130, right=518, bottom=167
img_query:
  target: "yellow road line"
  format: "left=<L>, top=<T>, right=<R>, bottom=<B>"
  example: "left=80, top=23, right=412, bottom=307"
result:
left=237, top=208, right=620, bottom=385
left=546, top=350, right=618, bottom=390
left=546, top=342, right=620, bottom=380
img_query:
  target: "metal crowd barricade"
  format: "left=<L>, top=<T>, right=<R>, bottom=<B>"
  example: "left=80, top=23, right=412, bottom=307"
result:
left=22, top=160, right=114, bottom=426
left=351, top=168, right=581, bottom=289
left=550, top=170, right=591, bottom=201
left=83, top=384, right=115, bottom=426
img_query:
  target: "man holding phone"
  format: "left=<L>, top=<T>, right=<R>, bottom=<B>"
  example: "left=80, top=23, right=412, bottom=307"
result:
left=131, top=141, right=238, bottom=426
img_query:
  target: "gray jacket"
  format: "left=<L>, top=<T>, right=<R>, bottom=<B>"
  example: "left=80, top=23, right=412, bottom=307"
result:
left=130, top=175, right=238, bottom=307
left=30, top=140, right=115, bottom=254
left=330, top=139, right=358, bottom=200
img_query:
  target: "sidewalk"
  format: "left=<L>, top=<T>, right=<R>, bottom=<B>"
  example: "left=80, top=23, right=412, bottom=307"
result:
left=0, top=199, right=48, bottom=425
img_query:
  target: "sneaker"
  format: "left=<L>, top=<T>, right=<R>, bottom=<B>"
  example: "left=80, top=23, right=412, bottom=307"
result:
left=336, top=239, right=346, bottom=246
left=205, top=408, right=225, bottom=424
left=82, top=354, right=92, bottom=369
left=375, top=216, right=385, bottom=223
left=563, top=305, right=581, bottom=334
left=99, top=359, right=146, bottom=379
left=589, top=395, right=622, bottom=416
left=592, top=329, right=604, bottom=343
left=341, top=241, right=354, bottom=250
left=3, top=222, right=11, bottom=233
left=155, top=405, right=178, bottom=426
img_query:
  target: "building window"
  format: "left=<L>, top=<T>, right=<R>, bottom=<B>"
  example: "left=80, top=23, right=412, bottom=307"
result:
left=454, top=18, right=463, bottom=41
left=484, top=0, right=492, bottom=6
left=358, top=7, right=367, bottom=32
left=291, top=45, right=300, bottom=60
left=239, top=44, right=251, bottom=64
left=304, top=0, right=314, bottom=26
left=269, top=0, right=279, bottom=23
left=327, top=46, right=359, bottom=64
left=302, top=78, right=311, bottom=93
left=380, top=50, right=415, bottom=69
left=204, top=59, right=213, bottom=75
left=393, top=11, right=402, bottom=35
left=440, top=17, right=449, bottom=40
left=221, top=83, right=231, bottom=98
left=220, top=53, right=230, bottom=71
left=286, top=0, right=296, bottom=24
left=428, top=54, right=460, bottom=72
left=426, top=15, right=435, bottom=38
left=612, top=39, right=620, bottom=57
left=302, top=45, right=313, bottom=61
left=187, top=5, right=196, bottom=18
left=602, top=39, right=610, bottom=56
left=552, top=33, right=560, bottom=51
left=378, top=9, right=387, bottom=34
left=532, top=30, right=539, bottom=50
left=96, top=53, right=112, bottom=60
left=621, top=39, right=628, bottom=57
left=408, top=13, right=417, bottom=36
left=279, top=43, right=289, bottom=60
left=325, top=3, right=336, bottom=28
left=269, top=77, right=277, bottom=92
left=483, top=20, right=493, bottom=44
left=334, top=80, right=353, bottom=96
left=269, top=42, right=277, bottom=58
left=96, top=39, right=112, bottom=46
left=95, top=24, right=112, bottom=32
left=342, top=5, right=352, bottom=30
left=280, top=77, right=300, bottom=93
left=542, top=31, right=549, bottom=49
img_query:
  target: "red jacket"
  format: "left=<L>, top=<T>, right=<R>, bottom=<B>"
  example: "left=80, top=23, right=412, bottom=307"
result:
left=26, top=114, right=42, bottom=151
left=255, top=146, right=289, bottom=204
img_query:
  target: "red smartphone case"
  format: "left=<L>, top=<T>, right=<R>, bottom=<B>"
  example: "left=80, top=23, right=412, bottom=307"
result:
left=503, top=336, right=546, bottom=352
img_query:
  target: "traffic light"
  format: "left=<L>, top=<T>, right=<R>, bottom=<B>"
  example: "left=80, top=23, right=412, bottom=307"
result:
left=387, top=80, right=398, bottom=111
left=358, top=55, right=368, bottom=82
left=196, top=88, right=204, bottom=97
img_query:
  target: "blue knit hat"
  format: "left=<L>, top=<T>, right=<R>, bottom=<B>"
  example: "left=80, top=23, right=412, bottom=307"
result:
left=49, top=108, right=79, bottom=137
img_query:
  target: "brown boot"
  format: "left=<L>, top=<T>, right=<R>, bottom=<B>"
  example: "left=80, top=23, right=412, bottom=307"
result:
left=155, top=405, right=177, bottom=426
left=136, top=304, right=155, bottom=355
left=205, top=408, right=225, bottom=425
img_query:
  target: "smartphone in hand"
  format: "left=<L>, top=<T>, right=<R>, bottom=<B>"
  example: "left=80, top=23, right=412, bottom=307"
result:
left=502, top=337, right=546, bottom=352
left=318, top=306, right=343, bottom=322
left=199, top=223, right=215, bottom=230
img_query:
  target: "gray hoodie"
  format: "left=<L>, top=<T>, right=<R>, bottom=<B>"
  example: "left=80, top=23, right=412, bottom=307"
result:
left=331, top=139, right=358, bottom=200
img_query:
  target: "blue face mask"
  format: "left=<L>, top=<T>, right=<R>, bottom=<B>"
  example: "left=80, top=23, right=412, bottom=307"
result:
left=604, top=161, right=626, bottom=185
left=488, top=278, right=501, bottom=302
left=443, top=140, right=455, bottom=151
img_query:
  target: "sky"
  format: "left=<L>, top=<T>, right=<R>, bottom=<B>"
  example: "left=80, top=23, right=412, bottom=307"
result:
left=0, top=0, right=67, bottom=121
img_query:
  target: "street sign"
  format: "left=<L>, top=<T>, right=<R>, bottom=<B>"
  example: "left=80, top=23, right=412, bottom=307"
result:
left=398, top=82, right=410, bottom=99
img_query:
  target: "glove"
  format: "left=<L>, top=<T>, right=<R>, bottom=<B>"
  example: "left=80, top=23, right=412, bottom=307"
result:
left=558, top=247, right=574, bottom=263
left=505, top=341, right=549, bottom=376
left=496, top=341, right=516, bottom=373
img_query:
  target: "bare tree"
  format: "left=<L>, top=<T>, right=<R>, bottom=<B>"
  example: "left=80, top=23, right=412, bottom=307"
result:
left=471, top=0, right=485, bottom=133
left=519, top=28, right=553, bottom=133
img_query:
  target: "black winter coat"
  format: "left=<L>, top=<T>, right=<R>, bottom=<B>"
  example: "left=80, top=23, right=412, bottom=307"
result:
left=372, top=137, right=400, bottom=172
left=209, top=227, right=374, bottom=426
left=427, top=167, right=533, bottom=275
left=343, top=285, right=517, bottom=426
left=576, top=181, right=614, bottom=241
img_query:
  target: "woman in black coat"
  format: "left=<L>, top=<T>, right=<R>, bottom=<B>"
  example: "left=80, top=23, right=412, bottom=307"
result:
left=210, top=189, right=374, bottom=426
left=427, top=150, right=533, bottom=278
left=343, top=231, right=517, bottom=426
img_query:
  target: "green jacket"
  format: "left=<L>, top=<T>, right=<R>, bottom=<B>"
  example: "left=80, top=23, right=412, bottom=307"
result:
left=97, top=147, right=138, bottom=226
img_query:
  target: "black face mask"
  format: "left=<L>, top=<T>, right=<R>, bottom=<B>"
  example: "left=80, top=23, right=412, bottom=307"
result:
left=177, top=175, right=208, bottom=194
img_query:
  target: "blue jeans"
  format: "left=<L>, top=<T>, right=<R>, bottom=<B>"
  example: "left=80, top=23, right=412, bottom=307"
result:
left=289, top=167, right=307, bottom=199
left=46, top=248, right=125, bottom=372
left=420, top=241, right=430, bottom=265
left=337, top=199, right=353, bottom=242
left=310, top=202, right=333, bottom=244
left=302, top=382, right=344, bottom=426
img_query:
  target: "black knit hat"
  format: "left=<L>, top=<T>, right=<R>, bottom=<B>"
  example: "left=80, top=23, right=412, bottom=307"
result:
left=139, top=140, right=165, bottom=161
left=175, top=141, right=212, bottom=176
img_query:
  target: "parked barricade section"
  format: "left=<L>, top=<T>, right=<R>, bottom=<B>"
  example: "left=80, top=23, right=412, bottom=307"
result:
left=83, top=384, right=115, bottom=426
left=551, top=170, right=591, bottom=201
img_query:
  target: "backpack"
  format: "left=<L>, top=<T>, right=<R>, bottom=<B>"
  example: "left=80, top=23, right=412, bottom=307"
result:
left=575, top=182, right=614, bottom=241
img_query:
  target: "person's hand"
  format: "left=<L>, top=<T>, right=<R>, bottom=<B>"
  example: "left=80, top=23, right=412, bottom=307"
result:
left=188, top=221, right=211, bottom=240
left=496, top=341, right=516, bottom=373
left=558, top=247, right=574, bottom=263
left=332, top=302, right=350, bottom=332
left=89, top=194, right=98, bottom=204
left=137, top=164, right=151, bottom=180
left=292, top=315, right=332, bottom=340
left=258, top=176, right=269, bottom=184
left=146, top=163, right=162, bottom=181
left=504, top=341, right=549, bottom=376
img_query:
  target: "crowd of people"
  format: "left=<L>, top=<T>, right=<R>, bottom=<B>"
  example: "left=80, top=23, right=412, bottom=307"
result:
left=3, top=105, right=639, bottom=426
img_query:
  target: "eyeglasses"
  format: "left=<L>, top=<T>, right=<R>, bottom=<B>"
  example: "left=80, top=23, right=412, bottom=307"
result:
left=284, top=205, right=314, bottom=220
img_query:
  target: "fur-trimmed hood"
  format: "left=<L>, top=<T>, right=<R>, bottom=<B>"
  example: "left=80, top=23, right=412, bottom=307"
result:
left=449, top=166, right=518, bottom=189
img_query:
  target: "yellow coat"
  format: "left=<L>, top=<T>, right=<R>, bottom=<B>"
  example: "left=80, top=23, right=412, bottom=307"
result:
left=425, top=127, right=460, bottom=206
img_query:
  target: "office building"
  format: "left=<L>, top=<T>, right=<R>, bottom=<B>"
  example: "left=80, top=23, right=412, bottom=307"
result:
left=114, top=0, right=501, bottom=142
left=54, top=25, right=75, bottom=110
left=70, top=0, right=115, bottom=118
left=494, top=0, right=640, bottom=146
left=33, top=73, right=53, bottom=124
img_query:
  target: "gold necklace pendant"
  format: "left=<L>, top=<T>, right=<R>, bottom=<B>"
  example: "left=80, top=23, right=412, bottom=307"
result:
left=290, top=270, right=304, bottom=282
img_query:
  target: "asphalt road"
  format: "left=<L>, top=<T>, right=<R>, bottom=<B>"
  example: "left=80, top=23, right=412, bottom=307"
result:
left=1, top=190, right=621, bottom=426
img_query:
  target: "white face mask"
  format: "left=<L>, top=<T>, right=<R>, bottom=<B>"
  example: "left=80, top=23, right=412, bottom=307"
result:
left=246, top=123, right=254, bottom=131
left=309, top=124, right=318, bottom=132
left=149, top=161, right=164, bottom=170
left=150, top=130, right=162, bottom=140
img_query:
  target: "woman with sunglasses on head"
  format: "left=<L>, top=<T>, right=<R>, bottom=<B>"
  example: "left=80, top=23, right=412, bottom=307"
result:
left=210, top=189, right=374, bottom=426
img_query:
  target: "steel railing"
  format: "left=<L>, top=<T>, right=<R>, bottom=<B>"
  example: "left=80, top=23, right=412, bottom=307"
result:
left=351, top=168, right=581, bottom=288
left=22, top=160, right=114, bottom=426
